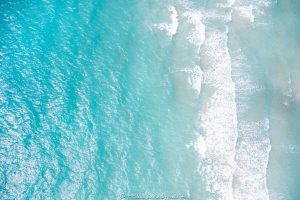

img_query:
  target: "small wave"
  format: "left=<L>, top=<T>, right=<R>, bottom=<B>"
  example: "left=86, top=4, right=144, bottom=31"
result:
left=182, top=10, right=206, bottom=53
left=172, top=66, right=203, bottom=96
left=154, top=6, right=179, bottom=36
left=169, top=6, right=179, bottom=36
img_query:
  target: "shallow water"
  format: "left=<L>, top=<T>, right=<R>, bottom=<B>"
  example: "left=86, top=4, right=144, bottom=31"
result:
left=0, top=0, right=300, bottom=199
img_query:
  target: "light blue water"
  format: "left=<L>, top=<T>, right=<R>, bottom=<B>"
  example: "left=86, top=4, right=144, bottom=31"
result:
left=0, top=0, right=300, bottom=200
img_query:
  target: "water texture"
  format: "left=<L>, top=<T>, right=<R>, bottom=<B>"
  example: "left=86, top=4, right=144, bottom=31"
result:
left=0, top=0, right=300, bottom=199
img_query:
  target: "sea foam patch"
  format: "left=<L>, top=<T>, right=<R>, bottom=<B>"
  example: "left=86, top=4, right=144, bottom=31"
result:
left=233, top=5, right=255, bottom=23
left=197, top=26, right=238, bottom=199
left=182, top=10, right=206, bottom=53
left=154, top=6, right=179, bottom=36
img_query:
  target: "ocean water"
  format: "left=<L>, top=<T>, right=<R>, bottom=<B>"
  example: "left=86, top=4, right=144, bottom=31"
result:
left=1, top=0, right=300, bottom=199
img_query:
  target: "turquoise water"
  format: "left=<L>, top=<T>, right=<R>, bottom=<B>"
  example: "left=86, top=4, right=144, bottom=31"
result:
left=1, top=0, right=300, bottom=199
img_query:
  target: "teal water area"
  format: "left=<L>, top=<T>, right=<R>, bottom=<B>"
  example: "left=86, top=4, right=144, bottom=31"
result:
left=0, top=0, right=201, bottom=199
left=1, top=0, right=300, bottom=200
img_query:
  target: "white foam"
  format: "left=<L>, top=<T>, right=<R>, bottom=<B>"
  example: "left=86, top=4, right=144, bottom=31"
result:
left=196, top=29, right=238, bottom=199
left=201, top=32, right=234, bottom=89
left=199, top=88, right=238, bottom=199
left=182, top=0, right=273, bottom=199
left=234, top=5, right=255, bottom=23
left=195, top=4, right=265, bottom=199
left=216, top=0, right=236, bottom=8
left=191, top=5, right=238, bottom=200
left=182, top=10, right=206, bottom=53
left=193, top=1, right=272, bottom=198
left=225, top=0, right=275, bottom=27
left=233, top=119, right=271, bottom=200
left=228, top=0, right=235, bottom=7
left=188, top=66, right=203, bottom=95
left=169, top=6, right=179, bottom=36
left=193, top=135, right=207, bottom=157
left=154, top=6, right=179, bottom=36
